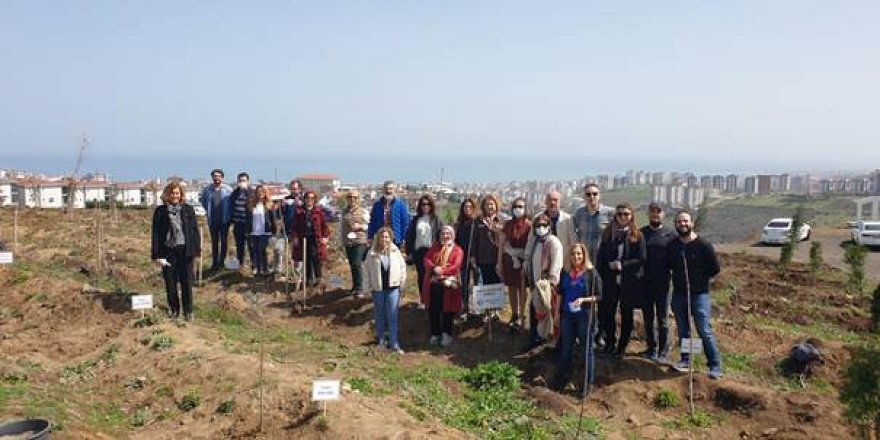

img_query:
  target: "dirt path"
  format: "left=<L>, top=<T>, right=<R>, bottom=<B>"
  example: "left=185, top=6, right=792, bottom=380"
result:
left=716, top=227, right=880, bottom=284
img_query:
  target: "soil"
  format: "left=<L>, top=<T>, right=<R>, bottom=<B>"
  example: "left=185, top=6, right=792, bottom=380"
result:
left=0, top=208, right=870, bottom=439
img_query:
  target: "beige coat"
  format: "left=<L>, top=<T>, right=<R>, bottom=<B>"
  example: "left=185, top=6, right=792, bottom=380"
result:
left=524, top=210, right=577, bottom=268
left=364, top=245, right=407, bottom=293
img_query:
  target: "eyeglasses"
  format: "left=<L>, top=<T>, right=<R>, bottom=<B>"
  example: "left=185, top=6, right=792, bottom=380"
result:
left=585, top=192, right=599, bottom=197
left=420, top=203, right=431, bottom=207
left=616, top=212, right=632, bottom=217
left=306, top=196, right=316, bottom=200
left=513, top=205, right=525, bottom=208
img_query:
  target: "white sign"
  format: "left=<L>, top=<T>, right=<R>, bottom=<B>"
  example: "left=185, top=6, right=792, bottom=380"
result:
left=131, top=295, right=154, bottom=311
left=680, top=338, right=704, bottom=354
left=0, top=252, right=12, bottom=264
left=312, top=379, right=341, bottom=401
left=328, top=275, right=344, bottom=289
left=473, top=283, right=507, bottom=313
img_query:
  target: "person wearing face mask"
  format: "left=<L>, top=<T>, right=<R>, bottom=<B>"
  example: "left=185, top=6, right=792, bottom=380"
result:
left=405, top=194, right=444, bottom=308
left=523, top=214, right=564, bottom=352
left=454, top=197, right=478, bottom=319
left=152, top=182, right=201, bottom=321
left=368, top=180, right=410, bottom=249
left=500, top=197, right=531, bottom=331
left=666, top=210, right=723, bottom=379
left=524, top=191, right=577, bottom=268
left=230, top=172, right=252, bottom=268
left=292, top=191, right=330, bottom=288
left=364, top=227, right=407, bottom=353
left=422, top=225, right=464, bottom=347
left=198, top=169, right=232, bottom=271
left=280, top=180, right=304, bottom=241
left=640, top=203, right=677, bottom=363
left=341, top=190, right=371, bottom=298
left=596, top=203, right=646, bottom=360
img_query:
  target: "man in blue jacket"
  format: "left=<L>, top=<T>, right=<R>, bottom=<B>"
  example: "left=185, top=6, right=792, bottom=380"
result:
left=198, top=168, right=233, bottom=271
left=368, top=180, right=409, bottom=249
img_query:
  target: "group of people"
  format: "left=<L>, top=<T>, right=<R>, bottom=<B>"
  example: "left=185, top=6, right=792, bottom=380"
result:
left=151, top=172, right=723, bottom=391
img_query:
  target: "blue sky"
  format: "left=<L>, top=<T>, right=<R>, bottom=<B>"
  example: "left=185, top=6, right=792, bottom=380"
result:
left=1, top=1, right=878, bottom=182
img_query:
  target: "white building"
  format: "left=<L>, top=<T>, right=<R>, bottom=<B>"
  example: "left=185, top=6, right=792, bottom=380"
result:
left=71, top=181, right=109, bottom=208
left=113, top=183, right=144, bottom=206
left=0, top=180, right=15, bottom=206
left=15, top=180, right=66, bottom=208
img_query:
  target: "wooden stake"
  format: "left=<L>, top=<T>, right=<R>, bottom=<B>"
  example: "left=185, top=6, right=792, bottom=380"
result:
left=197, top=225, right=204, bottom=286
left=302, top=237, right=308, bottom=310
left=13, top=208, right=18, bottom=255
left=258, top=278, right=266, bottom=433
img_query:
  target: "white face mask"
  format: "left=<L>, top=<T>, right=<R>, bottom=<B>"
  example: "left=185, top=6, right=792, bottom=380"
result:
left=512, top=208, right=525, bottom=218
left=535, top=226, right=550, bottom=237
left=238, top=182, right=248, bottom=189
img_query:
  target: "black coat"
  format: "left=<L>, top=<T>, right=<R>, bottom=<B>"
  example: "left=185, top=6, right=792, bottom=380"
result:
left=640, top=224, right=677, bottom=292
left=151, top=204, right=201, bottom=259
left=405, top=214, right=443, bottom=255
left=597, top=229, right=647, bottom=307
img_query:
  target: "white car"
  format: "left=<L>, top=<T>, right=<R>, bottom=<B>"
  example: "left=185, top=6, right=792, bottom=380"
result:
left=851, top=221, right=880, bottom=247
left=760, top=218, right=811, bottom=245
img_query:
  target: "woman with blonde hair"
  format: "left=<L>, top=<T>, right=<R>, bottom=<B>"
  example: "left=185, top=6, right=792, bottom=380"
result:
left=552, top=242, right=599, bottom=390
left=364, top=227, right=407, bottom=353
left=151, top=181, right=201, bottom=321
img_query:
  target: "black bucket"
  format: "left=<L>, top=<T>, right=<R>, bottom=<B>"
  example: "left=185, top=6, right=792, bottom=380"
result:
left=0, top=419, right=51, bottom=439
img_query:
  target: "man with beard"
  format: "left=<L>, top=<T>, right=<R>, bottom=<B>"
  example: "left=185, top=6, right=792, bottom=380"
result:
left=281, top=179, right=303, bottom=238
left=640, top=203, right=677, bottom=363
left=198, top=169, right=232, bottom=271
left=368, top=180, right=410, bottom=248
left=666, top=210, right=723, bottom=379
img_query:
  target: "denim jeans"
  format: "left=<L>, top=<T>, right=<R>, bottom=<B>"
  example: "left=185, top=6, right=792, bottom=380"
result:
left=558, top=310, right=595, bottom=384
left=232, top=222, right=249, bottom=265
left=345, top=244, right=368, bottom=291
left=250, top=234, right=270, bottom=274
left=373, top=288, right=401, bottom=348
left=671, top=292, right=721, bottom=369
left=208, top=222, right=229, bottom=269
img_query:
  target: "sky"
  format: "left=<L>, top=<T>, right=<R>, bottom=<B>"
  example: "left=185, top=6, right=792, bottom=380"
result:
left=1, top=1, right=879, bottom=182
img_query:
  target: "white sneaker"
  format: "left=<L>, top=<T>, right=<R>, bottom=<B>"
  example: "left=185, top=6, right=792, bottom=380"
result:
left=429, top=336, right=440, bottom=346
left=417, top=303, right=426, bottom=310
left=441, top=333, right=452, bottom=347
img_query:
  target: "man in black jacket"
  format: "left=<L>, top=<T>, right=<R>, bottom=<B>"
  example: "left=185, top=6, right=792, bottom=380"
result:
left=666, top=210, right=722, bottom=379
left=640, top=203, right=677, bottom=363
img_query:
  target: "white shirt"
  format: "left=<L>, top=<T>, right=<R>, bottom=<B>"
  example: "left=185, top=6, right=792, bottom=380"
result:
left=252, top=203, right=268, bottom=235
left=414, top=216, right=433, bottom=250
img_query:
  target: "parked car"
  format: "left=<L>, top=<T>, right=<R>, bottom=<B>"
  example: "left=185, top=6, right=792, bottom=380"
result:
left=851, top=221, right=880, bottom=247
left=760, top=218, right=811, bottom=244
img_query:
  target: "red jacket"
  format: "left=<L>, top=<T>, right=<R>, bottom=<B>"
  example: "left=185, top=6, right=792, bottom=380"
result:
left=422, top=243, right=464, bottom=313
left=291, top=207, right=329, bottom=262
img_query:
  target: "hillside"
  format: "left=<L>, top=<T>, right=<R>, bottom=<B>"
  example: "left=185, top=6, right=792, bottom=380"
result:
left=0, top=208, right=876, bottom=439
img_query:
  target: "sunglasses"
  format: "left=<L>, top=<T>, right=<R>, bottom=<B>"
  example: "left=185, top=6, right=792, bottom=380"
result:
left=585, top=192, right=599, bottom=197
left=535, top=223, right=549, bottom=228
left=513, top=205, right=525, bottom=208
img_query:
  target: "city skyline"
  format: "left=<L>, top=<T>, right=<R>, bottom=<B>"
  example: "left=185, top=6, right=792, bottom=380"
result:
left=2, top=1, right=880, bottom=175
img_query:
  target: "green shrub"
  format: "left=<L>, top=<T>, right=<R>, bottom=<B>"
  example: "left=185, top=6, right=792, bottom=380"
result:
left=131, top=407, right=150, bottom=427
left=462, top=361, right=521, bottom=393
left=215, top=399, right=235, bottom=415
left=654, top=388, right=681, bottom=409
left=845, top=244, right=868, bottom=294
left=177, top=389, right=201, bottom=411
left=809, top=241, right=823, bottom=277
left=150, top=334, right=174, bottom=351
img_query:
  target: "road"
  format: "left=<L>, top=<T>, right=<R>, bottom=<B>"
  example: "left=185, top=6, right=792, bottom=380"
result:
left=715, top=227, right=880, bottom=284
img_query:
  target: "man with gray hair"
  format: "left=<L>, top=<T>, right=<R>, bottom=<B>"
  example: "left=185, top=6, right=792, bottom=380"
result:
left=368, top=180, right=410, bottom=249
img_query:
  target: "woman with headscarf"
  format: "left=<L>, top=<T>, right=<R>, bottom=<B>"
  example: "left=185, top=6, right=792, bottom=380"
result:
left=523, top=213, right=564, bottom=352
left=151, top=181, right=201, bottom=321
left=422, top=225, right=464, bottom=347
left=364, top=227, right=407, bottom=353
left=292, top=191, right=330, bottom=288
left=596, top=202, right=647, bottom=359
left=454, top=197, right=478, bottom=318
left=405, top=194, right=443, bottom=307
left=500, top=197, right=531, bottom=331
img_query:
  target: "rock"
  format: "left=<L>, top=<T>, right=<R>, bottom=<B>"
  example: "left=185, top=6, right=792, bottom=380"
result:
left=762, top=427, right=779, bottom=436
left=626, top=414, right=640, bottom=425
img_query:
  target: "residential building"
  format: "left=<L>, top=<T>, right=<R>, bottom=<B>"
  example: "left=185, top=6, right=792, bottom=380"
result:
left=298, top=173, right=340, bottom=193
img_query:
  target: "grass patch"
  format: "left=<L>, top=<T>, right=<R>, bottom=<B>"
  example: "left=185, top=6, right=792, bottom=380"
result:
left=553, top=415, right=604, bottom=439
left=662, top=408, right=718, bottom=430
left=177, top=389, right=201, bottom=412
left=150, top=334, right=174, bottom=351
left=745, top=315, right=866, bottom=345
left=216, top=399, right=235, bottom=415
left=346, top=377, right=376, bottom=395
left=654, top=388, right=681, bottom=409
left=88, top=402, right=127, bottom=430
left=721, top=352, right=758, bottom=377
left=131, top=406, right=151, bottom=427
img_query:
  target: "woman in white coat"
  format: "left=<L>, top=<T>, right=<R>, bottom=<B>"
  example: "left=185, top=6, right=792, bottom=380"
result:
left=524, top=213, right=564, bottom=351
left=364, top=226, right=407, bottom=353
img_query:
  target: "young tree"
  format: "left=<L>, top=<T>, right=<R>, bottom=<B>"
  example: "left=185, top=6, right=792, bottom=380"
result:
left=841, top=344, right=880, bottom=438
left=845, top=244, right=869, bottom=294
left=872, top=282, right=880, bottom=333
left=808, top=241, right=823, bottom=278
left=779, top=206, right=804, bottom=268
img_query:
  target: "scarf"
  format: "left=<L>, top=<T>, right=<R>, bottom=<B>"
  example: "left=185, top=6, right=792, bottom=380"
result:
left=433, top=243, right=454, bottom=267
left=166, top=204, right=185, bottom=248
